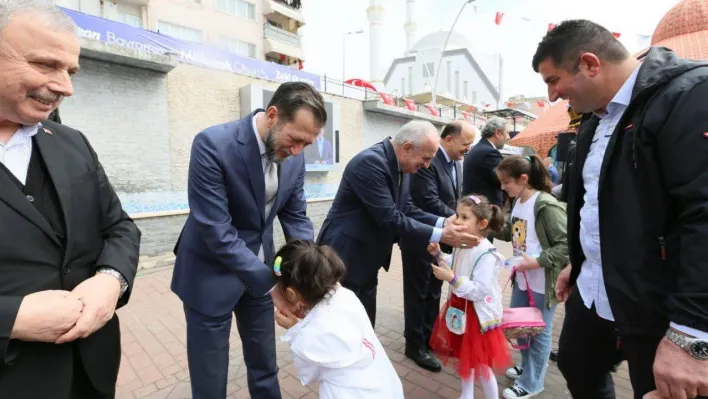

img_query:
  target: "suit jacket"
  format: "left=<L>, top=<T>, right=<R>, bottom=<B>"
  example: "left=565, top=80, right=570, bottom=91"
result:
left=0, top=121, right=140, bottom=397
left=402, top=148, right=461, bottom=254
left=303, top=137, right=334, bottom=165
left=317, top=138, right=440, bottom=286
left=171, top=110, right=314, bottom=318
left=462, top=139, right=504, bottom=206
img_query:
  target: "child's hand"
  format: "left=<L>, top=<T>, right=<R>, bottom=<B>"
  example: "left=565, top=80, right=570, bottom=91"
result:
left=427, top=242, right=441, bottom=257
left=516, top=253, right=541, bottom=272
left=432, top=260, right=455, bottom=282
left=275, top=309, right=299, bottom=330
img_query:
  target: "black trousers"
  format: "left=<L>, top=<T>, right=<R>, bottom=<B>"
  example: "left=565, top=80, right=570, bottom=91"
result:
left=70, top=345, right=115, bottom=399
left=342, top=275, right=378, bottom=327
left=558, top=288, right=708, bottom=399
left=401, top=248, right=443, bottom=351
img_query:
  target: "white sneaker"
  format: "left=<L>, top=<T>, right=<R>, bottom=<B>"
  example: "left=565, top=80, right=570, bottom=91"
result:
left=502, top=383, right=541, bottom=399
left=505, top=365, right=523, bottom=380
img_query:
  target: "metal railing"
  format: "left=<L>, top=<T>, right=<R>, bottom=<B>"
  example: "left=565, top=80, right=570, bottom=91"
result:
left=319, top=74, right=468, bottom=120
left=263, top=23, right=301, bottom=47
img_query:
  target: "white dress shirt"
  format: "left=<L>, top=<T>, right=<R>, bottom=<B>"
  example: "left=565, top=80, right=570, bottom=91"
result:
left=0, top=124, right=40, bottom=184
left=576, top=65, right=707, bottom=338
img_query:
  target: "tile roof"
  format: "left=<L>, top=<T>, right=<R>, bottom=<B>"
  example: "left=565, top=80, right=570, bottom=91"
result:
left=513, top=0, right=708, bottom=157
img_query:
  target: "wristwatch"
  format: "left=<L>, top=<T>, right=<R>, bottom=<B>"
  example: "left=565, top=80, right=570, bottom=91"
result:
left=666, top=328, right=708, bottom=361
left=97, top=267, right=129, bottom=298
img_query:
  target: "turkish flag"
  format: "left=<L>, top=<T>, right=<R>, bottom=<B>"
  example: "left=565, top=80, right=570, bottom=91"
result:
left=612, top=32, right=621, bottom=39
left=548, top=23, right=557, bottom=32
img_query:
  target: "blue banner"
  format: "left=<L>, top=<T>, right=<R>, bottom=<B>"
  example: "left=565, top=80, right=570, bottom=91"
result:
left=60, top=7, right=321, bottom=89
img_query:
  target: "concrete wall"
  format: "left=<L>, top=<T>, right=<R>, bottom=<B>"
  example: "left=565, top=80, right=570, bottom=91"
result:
left=60, top=57, right=172, bottom=193
left=166, top=63, right=365, bottom=193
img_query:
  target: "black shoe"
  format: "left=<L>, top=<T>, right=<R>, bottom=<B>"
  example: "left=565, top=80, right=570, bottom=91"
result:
left=405, top=347, right=442, bottom=372
left=549, top=350, right=558, bottom=362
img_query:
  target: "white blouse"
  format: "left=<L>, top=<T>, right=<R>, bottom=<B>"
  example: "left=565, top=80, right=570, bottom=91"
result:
left=281, top=286, right=404, bottom=399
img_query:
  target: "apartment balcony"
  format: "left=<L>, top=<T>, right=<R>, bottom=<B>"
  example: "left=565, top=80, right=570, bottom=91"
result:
left=118, top=0, right=151, bottom=6
left=264, top=23, right=304, bottom=62
left=263, top=0, right=305, bottom=29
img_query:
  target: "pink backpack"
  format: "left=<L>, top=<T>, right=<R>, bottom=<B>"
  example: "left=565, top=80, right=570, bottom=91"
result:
left=501, top=271, right=546, bottom=350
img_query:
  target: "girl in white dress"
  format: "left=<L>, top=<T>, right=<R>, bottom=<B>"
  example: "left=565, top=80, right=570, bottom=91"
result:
left=272, top=240, right=404, bottom=399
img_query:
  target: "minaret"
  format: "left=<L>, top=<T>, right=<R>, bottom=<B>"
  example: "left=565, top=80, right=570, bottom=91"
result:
left=367, top=0, right=385, bottom=87
left=404, top=0, right=416, bottom=55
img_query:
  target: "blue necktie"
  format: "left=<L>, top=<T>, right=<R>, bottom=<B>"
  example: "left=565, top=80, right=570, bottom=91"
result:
left=449, top=161, right=456, bottom=188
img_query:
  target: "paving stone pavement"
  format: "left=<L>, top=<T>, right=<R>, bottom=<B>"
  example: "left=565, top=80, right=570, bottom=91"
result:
left=115, top=241, right=636, bottom=399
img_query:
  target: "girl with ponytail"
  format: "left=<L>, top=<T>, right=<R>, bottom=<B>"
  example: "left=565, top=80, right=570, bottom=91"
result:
left=494, top=155, right=569, bottom=399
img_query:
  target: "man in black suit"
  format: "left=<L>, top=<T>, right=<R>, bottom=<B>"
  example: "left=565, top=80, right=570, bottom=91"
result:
left=400, top=120, right=477, bottom=372
left=318, top=120, right=479, bottom=327
left=0, top=3, right=141, bottom=398
left=462, top=116, right=511, bottom=207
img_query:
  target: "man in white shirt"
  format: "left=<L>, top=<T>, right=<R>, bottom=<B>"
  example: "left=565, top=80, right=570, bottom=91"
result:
left=535, top=20, right=708, bottom=399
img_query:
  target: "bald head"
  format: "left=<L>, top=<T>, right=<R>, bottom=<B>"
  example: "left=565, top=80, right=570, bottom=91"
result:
left=392, top=120, right=440, bottom=173
left=441, top=120, right=477, bottom=161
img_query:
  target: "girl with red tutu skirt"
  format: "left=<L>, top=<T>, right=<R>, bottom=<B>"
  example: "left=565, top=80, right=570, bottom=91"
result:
left=428, top=195, right=513, bottom=399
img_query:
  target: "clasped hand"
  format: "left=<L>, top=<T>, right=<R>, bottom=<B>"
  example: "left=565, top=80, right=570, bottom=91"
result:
left=12, top=274, right=122, bottom=344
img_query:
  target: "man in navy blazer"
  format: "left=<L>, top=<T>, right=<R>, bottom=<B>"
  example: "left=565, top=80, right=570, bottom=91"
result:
left=317, top=120, right=479, bottom=327
left=400, top=120, right=477, bottom=372
left=171, top=82, right=326, bottom=399
left=462, top=117, right=511, bottom=207
left=303, top=129, right=334, bottom=165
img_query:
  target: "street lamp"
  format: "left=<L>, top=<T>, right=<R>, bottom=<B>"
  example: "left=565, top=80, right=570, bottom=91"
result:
left=431, top=0, right=475, bottom=106
left=414, top=50, right=435, bottom=95
left=342, top=29, right=364, bottom=81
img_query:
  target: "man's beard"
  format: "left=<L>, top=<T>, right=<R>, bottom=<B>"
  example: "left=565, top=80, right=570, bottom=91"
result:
left=264, top=129, right=291, bottom=164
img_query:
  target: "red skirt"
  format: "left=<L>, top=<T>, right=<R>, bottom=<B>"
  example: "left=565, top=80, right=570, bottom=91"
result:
left=429, top=294, right=512, bottom=381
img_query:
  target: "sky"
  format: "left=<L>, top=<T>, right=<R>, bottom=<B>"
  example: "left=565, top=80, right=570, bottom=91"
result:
left=299, top=0, right=682, bottom=100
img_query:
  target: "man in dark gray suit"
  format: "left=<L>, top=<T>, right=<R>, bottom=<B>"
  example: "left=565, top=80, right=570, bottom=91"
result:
left=462, top=117, right=511, bottom=207
left=400, top=120, right=477, bottom=372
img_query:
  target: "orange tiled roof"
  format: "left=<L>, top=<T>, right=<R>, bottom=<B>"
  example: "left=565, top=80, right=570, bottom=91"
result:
left=509, top=100, right=571, bottom=157
left=513, top=0, right=708, bottom=157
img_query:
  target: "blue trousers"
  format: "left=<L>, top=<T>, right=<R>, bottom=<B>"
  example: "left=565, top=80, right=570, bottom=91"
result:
left=184, top=293, right=281, bottom=399
left=510, top=284, right=557, bottom=394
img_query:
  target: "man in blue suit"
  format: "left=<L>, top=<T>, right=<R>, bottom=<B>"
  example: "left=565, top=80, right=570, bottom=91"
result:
left=400, top=120, right=477, bottom=372
left=171, top=82, right=326, bottom=399
left=303, top=129, right=334, bottom=165
left=317, top=120, right=479, bottom=326
left=462, top=116, right=511, bottom=207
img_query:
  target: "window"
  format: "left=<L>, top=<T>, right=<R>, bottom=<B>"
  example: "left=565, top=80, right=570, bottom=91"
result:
left=400, top=77, right=405, bottom=96
left=463, top=81, right=468, bottom=100
left=423, top=62, right=434, bottom=78
left=472, top=91, right=477, bottom=103
left=446, top=61, right=451, bottom=92
left=455, top=71, right=460, bottom=99
left=407, top=66, right=412, bottom=94
left=118, top=12, right=142, bottom=28
left=218, top=36, right=256, bottom=58
left=157, top=21, right=203, bottom=43
left=215, top=0, right=256, bottom=20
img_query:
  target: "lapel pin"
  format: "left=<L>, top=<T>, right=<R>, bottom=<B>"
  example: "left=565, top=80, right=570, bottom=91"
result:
left=625, top=123, right=634, bottom=130
left=703, top=132, right=708, bottom=138
left=43, top=128, right=52, bottom=135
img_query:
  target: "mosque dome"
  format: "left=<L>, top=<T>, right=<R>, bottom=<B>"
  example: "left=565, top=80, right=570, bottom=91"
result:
left=410, top=30, right=472, bottom=52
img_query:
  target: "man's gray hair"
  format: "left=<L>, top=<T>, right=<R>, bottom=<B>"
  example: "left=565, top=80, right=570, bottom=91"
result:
left=481, top=117, right=509, bottom=139
left=392, top=120, right=438, bottom=148
left=0, top=0, right=77, bottom=38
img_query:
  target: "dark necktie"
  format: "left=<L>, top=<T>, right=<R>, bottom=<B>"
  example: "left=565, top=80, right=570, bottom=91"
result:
left=449, top=161, right=456, bottom=188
